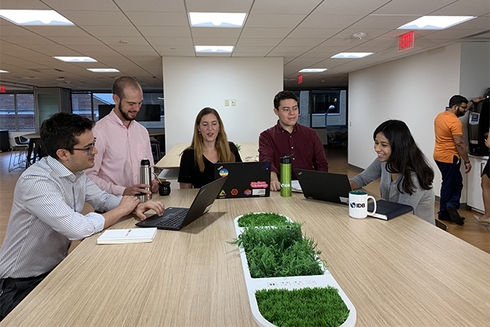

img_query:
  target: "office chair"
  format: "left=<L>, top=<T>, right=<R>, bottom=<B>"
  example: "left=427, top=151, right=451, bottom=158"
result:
left=8, top=135, right=29, bottom=172
left=151, top=138, right=162, bottom=162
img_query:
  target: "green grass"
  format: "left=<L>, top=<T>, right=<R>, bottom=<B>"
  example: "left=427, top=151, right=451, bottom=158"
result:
left=231, top=222, right=325, bottom=278
left=237, top=212, right=290, bottom=227
left=255, top=287, right=350, bottom=327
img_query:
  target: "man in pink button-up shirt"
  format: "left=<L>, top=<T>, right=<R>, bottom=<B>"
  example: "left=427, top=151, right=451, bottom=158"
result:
left=86, top=76, right=159, bottom=196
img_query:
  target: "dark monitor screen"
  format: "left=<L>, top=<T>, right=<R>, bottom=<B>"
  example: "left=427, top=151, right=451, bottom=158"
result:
left=97, top=104, right=161, bottom=121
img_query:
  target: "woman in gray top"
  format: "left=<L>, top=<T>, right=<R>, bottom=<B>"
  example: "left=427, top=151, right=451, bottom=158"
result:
left=350, top=120, right=435, bottom=224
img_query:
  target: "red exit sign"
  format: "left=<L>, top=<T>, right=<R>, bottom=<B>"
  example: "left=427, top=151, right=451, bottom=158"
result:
left=398, top=31, right=415, bottom=52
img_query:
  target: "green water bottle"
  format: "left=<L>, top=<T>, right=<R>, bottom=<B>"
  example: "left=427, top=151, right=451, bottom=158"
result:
left=280, top=155, right=292, bottom=197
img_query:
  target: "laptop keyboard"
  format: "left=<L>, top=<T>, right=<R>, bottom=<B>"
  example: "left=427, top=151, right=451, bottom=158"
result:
left=156, top=208, right=189, bottom=228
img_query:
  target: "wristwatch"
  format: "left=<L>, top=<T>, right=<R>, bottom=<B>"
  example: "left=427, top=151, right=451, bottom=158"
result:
left=464, top=161, right=471, bottom=165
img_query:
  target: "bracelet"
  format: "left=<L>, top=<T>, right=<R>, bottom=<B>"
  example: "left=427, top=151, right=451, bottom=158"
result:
left=464, top=161, right=471, bottom=165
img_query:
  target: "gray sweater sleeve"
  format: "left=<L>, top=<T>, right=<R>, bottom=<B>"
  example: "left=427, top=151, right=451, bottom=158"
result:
left=350, top=158, right=382, bottom=188
left=351, top=159, right=435, bottom=224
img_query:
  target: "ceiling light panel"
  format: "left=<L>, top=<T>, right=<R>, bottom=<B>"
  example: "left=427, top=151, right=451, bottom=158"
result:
left=189, top=12, right=246, bottom=28
left=398, top=16, right=476, bottom=30
left=87, top=68, right=120, bottom=73
left=0, top=10, right=74, bottom=26
left=195, top=46, right=234, bottom=53
left=299, top=69, right=327, bottom=73
left=331, top=52, right=374, bottom=59
left=54, top=57, right=98, bottom=63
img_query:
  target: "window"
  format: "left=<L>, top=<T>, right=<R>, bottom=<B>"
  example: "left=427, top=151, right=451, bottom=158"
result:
left=92, top=92, right=114, bottom=121
left=16, top=94, right=35, bottom=131
left=72, top=92, right=93, bottom=120
left=311, top=90, right=340, bottom=114
left=291, top=89, right=347, bottom=128
left=0, top=93, right=15, bottom=130
left=0, top=93, right=35, bottom=131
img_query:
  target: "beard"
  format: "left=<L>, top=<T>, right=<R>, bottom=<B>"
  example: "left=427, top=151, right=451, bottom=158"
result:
left=455, top=108, right=466, bottom=117
left=117, top=102, right=136, bottom=121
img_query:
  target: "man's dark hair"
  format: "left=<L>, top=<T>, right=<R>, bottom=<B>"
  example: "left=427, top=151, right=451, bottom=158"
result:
left=273, top=90, right=299, bottom=109
left=40, top=112, right=95, bottom=159
left=449, top=95, right=468, bottom=108
left=112, top=76, right=142, bottom=100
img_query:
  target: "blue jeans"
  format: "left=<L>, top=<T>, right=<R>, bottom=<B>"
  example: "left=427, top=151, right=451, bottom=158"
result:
left=435, top=156, right=463, bottom=218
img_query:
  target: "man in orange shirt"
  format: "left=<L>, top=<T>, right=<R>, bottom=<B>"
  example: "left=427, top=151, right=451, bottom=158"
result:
left=433, top=95, right=484, bottom=225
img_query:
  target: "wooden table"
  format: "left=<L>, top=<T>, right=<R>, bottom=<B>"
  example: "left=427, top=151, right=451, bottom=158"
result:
left=155, top=142, right=259, bottom=169
left=2, top=192, right=489, bottom=327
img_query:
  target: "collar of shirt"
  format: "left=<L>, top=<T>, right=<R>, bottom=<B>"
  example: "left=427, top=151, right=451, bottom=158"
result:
left=108, top=108, right=134, bottom=129
left=275, top=120, right=297, bottom=134
left=45, top=156, right=83, bottom=182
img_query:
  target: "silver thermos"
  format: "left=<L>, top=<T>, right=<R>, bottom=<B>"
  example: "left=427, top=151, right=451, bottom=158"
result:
left=138, top=158, right=151, bottom=202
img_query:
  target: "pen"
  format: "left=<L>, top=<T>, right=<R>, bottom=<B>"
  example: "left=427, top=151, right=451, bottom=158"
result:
left=125, top=229, right=132, bottom=237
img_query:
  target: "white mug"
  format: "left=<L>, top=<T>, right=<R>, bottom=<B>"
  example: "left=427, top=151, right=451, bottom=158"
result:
left=349, top=191, right=377, bottom=219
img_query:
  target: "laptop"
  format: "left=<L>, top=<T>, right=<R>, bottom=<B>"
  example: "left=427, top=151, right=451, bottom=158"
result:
left=135, top=176, right=227, bottom=230
left=213, top=162, right=271, bottom=199
left=295, top=169, right=351, bottom=204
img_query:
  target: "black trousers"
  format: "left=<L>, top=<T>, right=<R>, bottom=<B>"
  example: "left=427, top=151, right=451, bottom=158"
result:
left=0, top=272, right=49, bottom=321
left=435, top=156, right=463, bottom=218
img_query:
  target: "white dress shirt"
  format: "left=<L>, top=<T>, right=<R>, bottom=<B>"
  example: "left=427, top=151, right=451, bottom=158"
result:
left=0, top=156, right=121, bottom=278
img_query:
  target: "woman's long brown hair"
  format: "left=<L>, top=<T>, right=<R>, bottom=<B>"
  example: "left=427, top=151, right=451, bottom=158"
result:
left=187, top=107, right=235, bottom=172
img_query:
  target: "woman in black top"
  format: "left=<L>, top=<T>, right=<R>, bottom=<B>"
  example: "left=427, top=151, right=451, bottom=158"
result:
left=178, top=107, right=242, bottom=188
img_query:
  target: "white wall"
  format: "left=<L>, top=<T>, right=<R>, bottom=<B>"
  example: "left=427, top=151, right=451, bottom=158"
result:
left=163, top=57, right=283, bottom=152
left=460, top=42, right=490, bottom=97
left=348, top=42, right=490, bottom=200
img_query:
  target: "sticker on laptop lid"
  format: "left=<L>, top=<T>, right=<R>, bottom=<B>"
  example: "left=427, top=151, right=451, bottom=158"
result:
left=250, top=181, right=268, bottom=189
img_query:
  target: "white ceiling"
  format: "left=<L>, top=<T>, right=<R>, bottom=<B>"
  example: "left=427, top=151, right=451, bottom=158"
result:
left=0, top=0, right=488, bottom=91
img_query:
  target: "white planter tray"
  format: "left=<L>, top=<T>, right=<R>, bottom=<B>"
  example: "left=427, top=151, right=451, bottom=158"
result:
left=234, top=214, right=356, bottom=327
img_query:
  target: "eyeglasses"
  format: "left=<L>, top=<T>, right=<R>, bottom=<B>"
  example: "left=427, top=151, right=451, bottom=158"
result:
left=71, top=137, right=96, bottom=155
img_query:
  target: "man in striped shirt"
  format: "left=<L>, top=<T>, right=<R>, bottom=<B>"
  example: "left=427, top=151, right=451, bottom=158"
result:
left=0, top=113, right=164, bottom=321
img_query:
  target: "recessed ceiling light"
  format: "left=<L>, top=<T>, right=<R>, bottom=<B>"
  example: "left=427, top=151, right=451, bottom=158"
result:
left=195, top=46, right=234, bottom=53
left=299, top=68, right=327, bottom=73
left=87, top=68, right=120, bottom=73
left=0, top=9, right=74, bottom=26
left=398, top=16, right=476, bottom=30
left=189, top=12, right=246, bottom=28
left=352, top=32, right=367, bottom=40
left=54, top=56, right=97, bottom=63
left=0, top=70, right=8, bottom=73
left=331, top=52, right=374, bottom=59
